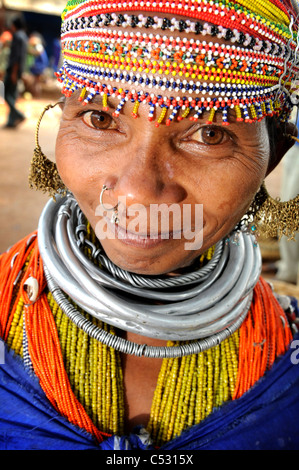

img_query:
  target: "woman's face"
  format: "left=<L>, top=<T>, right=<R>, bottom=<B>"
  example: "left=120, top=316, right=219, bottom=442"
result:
left=56, top=89, right=271, bottom=275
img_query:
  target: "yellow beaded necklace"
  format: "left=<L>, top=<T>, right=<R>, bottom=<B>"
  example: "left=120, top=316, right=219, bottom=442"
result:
left=5, top=228, right=242, bottom=445
left=147, top=331, right=239, bottom=446
left=1, top=227, right=293, bottom=447
left=48, top=293, right=125, bottom=435
left=7, top=256, right=239, bottom=446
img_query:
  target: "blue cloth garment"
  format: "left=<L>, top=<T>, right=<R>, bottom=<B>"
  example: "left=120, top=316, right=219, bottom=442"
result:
left=30, top=49, right=49, bottom=76
left=1, top=333, right=299, bottom=450
left=0, top=344, right=98, bottom=450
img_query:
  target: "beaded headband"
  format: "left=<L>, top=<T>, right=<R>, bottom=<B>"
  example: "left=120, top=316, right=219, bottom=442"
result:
left=56, top=0, right=299, bottom=126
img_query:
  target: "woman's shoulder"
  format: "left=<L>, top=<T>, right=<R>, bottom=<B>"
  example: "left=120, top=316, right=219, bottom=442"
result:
left=0, top=232, right=38, bottom=341
left=263, top=278, right=299, bottom=331
left=0, top=232, right=38, bottom=282
left=1, top=231, right=37, bottom=262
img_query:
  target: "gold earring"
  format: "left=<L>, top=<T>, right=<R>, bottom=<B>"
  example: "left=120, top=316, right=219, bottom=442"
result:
left=29, top=103, right=66, bottom=200
left=252, top=183, right=299, bottom=240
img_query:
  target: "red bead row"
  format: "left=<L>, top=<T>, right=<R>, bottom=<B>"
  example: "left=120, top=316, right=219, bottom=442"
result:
left=63, top=1, right=288, bottom=46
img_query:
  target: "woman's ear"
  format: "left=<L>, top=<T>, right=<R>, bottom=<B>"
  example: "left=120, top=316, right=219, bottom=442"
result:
left=57, top=96, right=66, bottom=110
left=266, top=119, right=298, bottom=175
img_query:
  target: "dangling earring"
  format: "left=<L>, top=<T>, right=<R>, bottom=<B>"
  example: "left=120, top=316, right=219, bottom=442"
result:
left=239, top=183, right=299, bottom=240
left=29, top=102, right=66, bottom=199
left=254, top=183, right=299, bottom=240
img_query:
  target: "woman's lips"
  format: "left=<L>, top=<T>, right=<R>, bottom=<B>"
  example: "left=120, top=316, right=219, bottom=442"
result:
left=104, top=217, right=183, bottom=248
left=100, top=210, right=205, bottom=250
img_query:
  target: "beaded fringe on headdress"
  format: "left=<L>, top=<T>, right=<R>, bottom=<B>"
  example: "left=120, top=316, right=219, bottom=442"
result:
left=56, top=0, right=299, bottom=126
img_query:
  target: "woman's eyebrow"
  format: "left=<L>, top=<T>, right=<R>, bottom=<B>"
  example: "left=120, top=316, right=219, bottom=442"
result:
left=67, top=93, right=117, bottom=110
left=65, top=90, right=245, bottom=126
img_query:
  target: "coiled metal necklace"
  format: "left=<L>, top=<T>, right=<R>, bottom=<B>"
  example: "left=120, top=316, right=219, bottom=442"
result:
left=38, top=195, right=261, bottom=358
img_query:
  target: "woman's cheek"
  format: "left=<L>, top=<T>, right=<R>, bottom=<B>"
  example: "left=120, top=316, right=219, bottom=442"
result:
left=201, top=160, right=264, bottom=233
left=56, top=132, right=94, bottom=190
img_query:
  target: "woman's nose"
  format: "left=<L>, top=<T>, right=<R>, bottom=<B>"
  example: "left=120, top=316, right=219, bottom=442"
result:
left=109, top=139, right=187, bottom=207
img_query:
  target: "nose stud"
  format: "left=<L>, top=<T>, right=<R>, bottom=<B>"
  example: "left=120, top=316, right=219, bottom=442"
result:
left=100, top=185, right=119, bottom=224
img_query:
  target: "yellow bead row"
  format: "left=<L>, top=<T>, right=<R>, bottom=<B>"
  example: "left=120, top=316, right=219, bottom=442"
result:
left=49, top=293, right=125, bottom=435
left=236, top=0, right=290, bottom=27
left=65, top=51, right=279, bottom=86
left=147, top=330, right=240, bottom=447
left=6, top=254, right=32, bottom=356
left=6, top=297, right=24, bottom=355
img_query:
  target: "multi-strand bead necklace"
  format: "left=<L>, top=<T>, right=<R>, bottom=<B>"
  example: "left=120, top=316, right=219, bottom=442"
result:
left=0, top=230, right=293, bottom=447
left=147, top=330, right=240, bottom=445
left=4, top=285, right=240, bottom=445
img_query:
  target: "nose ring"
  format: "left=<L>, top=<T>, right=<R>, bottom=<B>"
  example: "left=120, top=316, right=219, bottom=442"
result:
left=100, top=185, right=119, bottom=224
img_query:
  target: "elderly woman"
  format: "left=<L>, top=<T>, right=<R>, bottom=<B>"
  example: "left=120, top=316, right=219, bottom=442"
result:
left=0, top=0, right=299, bottom=451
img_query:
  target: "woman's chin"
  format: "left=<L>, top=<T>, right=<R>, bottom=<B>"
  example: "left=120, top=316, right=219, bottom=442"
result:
left=99, top=240, right=202, bottom=276
left=95, top=219, right=227, bottom=276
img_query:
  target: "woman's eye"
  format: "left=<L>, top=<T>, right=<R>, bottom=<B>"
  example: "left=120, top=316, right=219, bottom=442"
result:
left=81, top=110, right=117, bottom=130
left=190, top=126, right=229, bottom=145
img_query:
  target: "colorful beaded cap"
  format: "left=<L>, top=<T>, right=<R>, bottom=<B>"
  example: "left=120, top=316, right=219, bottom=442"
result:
left=56, top=0, right=299, bottom=126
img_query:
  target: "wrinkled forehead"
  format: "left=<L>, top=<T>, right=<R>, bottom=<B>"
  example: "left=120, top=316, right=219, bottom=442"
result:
left=57, top=1, right=299, bottom=126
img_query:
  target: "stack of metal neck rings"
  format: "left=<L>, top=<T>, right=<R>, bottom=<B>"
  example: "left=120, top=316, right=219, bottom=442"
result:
left=38, top=194, right=262, bottom=358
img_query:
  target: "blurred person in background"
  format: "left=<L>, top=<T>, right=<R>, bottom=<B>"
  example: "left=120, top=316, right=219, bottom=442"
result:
left=26, top=32, right=49, bottom=98
left=51, top=37, right=61, bottom=75
left=276, top=113, right=299, bottom=285
left=0, top=30, right=12, bottom=81
left=4, top=17, right=27, bottom=128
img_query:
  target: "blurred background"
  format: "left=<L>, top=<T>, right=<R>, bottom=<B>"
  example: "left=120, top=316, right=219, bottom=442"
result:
left=0, top=0, right=298, bottom=300
left=0, top=0, right=63, bottom=249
